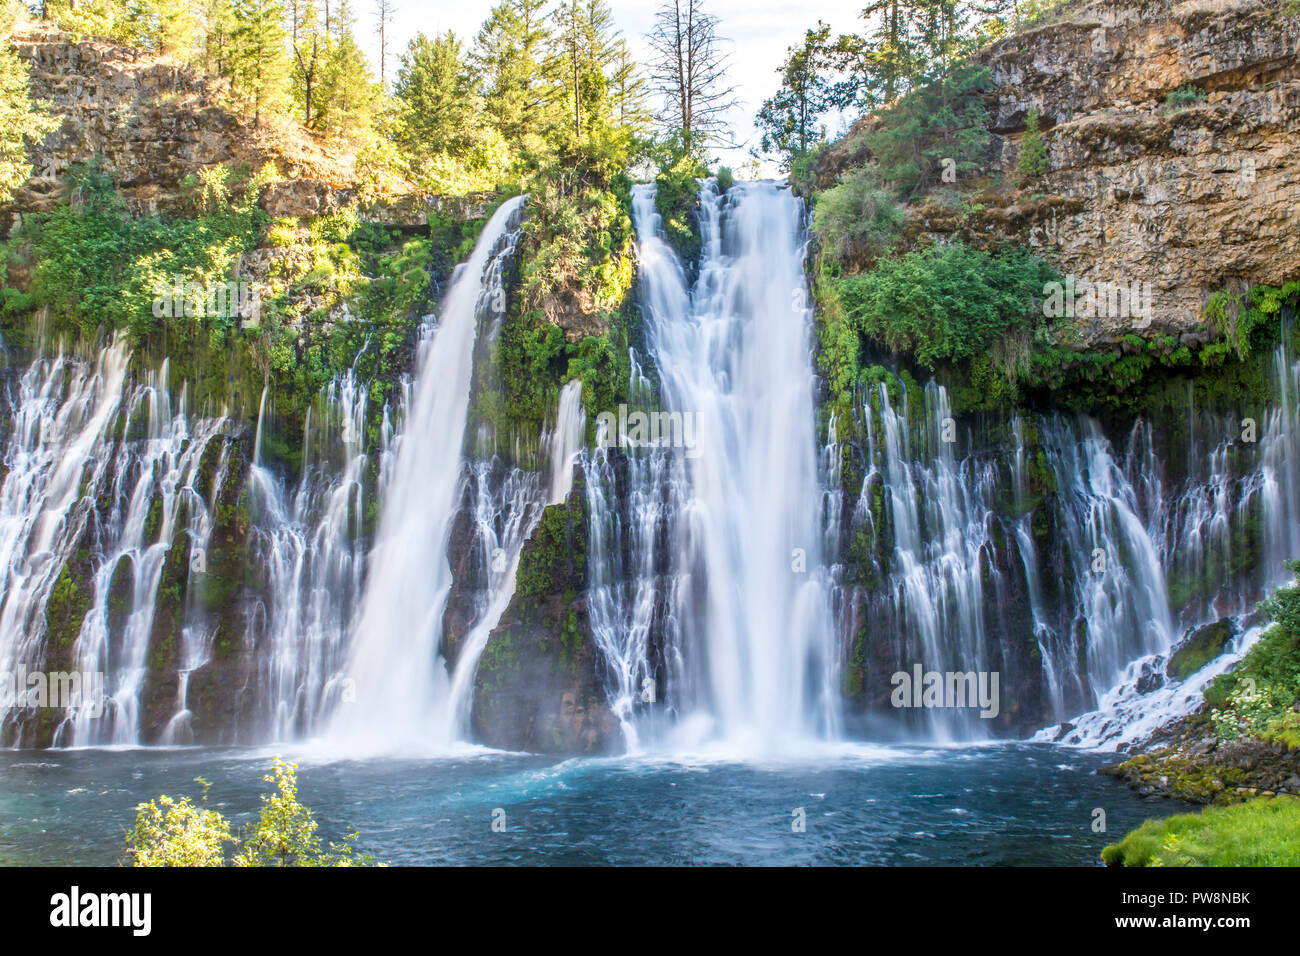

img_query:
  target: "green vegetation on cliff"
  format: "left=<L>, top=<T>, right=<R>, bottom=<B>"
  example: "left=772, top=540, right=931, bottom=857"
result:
left=1206, top=561, right=1300, bottom=748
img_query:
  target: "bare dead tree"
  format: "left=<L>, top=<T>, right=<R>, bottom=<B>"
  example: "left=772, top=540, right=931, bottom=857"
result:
left=645, top=0, right=738, bottom=153
left=374, top=0, right=396, bottom=86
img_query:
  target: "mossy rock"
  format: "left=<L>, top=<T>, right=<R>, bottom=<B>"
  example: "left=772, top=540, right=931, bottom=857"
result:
left=1167, top=618, right=1236, bottom=681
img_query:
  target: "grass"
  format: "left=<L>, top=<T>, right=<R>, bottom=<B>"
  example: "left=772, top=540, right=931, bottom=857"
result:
left=1101, top=795, right=1300, bottom=866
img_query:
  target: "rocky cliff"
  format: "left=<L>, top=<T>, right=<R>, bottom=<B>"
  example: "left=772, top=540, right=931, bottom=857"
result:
left=819, top=0, right=1300, bottom=348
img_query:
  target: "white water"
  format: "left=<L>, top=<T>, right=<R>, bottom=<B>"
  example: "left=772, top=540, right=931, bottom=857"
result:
left=326, top=196, right=526, bottom=752
left=546, top=380, right=585, bottom=505
left=598, top=181, right=839, bottom=753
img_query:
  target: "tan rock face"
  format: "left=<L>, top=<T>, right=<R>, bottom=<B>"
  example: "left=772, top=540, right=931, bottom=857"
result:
left=976, top=0, right=1300, bottom=346
left=5, top=23, right=465, bottom=228
left=977, top=0, right=1300, bottom=346
left=819, top=0, right=1300, bottom=349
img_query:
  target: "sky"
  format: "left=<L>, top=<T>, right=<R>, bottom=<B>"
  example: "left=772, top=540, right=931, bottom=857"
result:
left=354, top=0, right=870, bottom=172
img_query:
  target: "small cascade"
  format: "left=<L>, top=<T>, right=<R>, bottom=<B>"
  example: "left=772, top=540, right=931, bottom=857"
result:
left=583, top=435, right=684, bottom=750
left=66, top=374, right=228, bottom=746
left=546, top=380, right=585, bottom=505
left=244, top=371, right=372, bottom=741
left=857, top=381, right=1007, bottom=739
left=0, top=345, right=130, bottom=704
left=1039, top=416, right=1176, bottom=704
left=1044, top=325, right=1300, bottom=748
left=327, top=195, right=527, bottom=751
left=0, top=339, right=241, bottom=746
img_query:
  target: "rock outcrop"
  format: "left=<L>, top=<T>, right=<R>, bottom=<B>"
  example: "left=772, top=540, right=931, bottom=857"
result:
left=820, top=0, right=1300, bottom=348
left=4, top=20, right=481, bottom=228
left=470, top=478, right=619, bottom=755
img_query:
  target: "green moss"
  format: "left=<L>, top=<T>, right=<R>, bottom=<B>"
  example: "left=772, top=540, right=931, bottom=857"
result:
left=1102, top=795, right=1300, bottom=866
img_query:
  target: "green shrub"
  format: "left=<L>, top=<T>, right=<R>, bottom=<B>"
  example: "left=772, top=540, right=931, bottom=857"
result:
left=126, top=759, right=377, bottom=867
left=858, top=63, right=992, bottom=199
left=837, top=241, right=1058, bottom=371
left=812, top=163, right=903, bottom=270
left=1164, top=84, right=1207, bottom=110
left=1017, top=107, right=1049, bottom=181
left=1206, top=560, right=1300, bottom=746
left=654, top=153, right=707, bottom=261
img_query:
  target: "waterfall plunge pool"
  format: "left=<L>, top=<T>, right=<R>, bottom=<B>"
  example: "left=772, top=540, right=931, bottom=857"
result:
left=0, top=742, right=1170, bottom=866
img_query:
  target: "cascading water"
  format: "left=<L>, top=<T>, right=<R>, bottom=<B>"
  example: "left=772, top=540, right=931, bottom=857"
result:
left=327, top=196, right=527, bottom=752
left=0, top=338, right=237, bottom=747
left=582, top=181, right=840, bottom=753
left=244, top=371, right=372, bottom=742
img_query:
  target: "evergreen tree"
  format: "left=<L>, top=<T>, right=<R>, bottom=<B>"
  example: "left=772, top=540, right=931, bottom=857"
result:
left=393, top=31, right=480, bottom=157
left=0, top=0, right=59, bottom=203
left=228, top=0, right=291, bottom=124
left=313, top=0, right=378, bottom=138
left=756, top=22, right=836, bottom=166
left=1017, top=105, right=1048, bottom=181
left=202, top=0, right=238, bottom=79
left=547, top=0, right=620, bottom=144
left=289, top=0, right=326, bottom=127
left=472, top=0, right=555, bottom=151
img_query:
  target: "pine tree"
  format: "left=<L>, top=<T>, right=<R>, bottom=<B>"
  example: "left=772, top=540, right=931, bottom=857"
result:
left=289, top=0, right=326, bottom=127
left=228, top=0, right=291, bottom=124
left=861, top=0, right=918, bottom=105
left=1017, top=105, right=1049, bottom=181
left=756, top=22, right=835, bottom=165
left=393, top=31, right=480, bottom=157
left=313, top=0, right=377, bottom=138
left=202, top=0, right=238, bottom=79
left=0, top=0, right=59, bottom=203
left=471, top=0, right=555, bottom=150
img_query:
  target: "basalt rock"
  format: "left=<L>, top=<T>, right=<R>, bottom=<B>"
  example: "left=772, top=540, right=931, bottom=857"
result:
left=471, top=475, right=619, bottom=755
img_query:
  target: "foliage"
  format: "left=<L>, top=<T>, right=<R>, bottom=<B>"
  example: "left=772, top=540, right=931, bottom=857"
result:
left=858, top=62, right=992, bottom=199
left=1202, top=282, right=1300, bottom=361
left=836, top=240, right=1058, bottom=370
left=392, top=31, right=508, bottom=193
left=1, top=161, right=269, bottom=343
left=811, top=162, right=903, bottom=269
left=1164, top=84, right=1207, bottom=110
left=1101, top=795, right=1300, bottom=866
left=654, top=151, right=706, bottom=261
left=0, top=1, right=59, bottom=203
left=1206, top=561, right=1300, bottom=748
left=756, top=22, right=838, bottom=167
left=1017, top=106, right=1049, bottom=181
left=127, top=760, right=377, bottom=866
left=125, top=778, right=233, bottom=866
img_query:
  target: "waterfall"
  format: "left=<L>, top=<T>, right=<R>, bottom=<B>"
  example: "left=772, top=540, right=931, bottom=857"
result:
left=326, top=195, right=527, bottom=752
left=244, top=371, right=371, bottom=742
left=0, top=340, right=235, bottom=746
left=546, top=380, right=585, bottom=505
left=1043, top=327, right=1300, bottom=749
left=583, top=181, right=839, bottom=753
